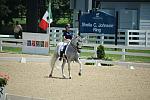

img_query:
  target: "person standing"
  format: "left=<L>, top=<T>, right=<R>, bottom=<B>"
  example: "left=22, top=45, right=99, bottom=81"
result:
left=14, top=21, right=23, bottom=39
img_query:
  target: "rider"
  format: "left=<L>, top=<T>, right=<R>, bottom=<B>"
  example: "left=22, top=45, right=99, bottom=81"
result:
left=59, top=24, right=73, bottom=61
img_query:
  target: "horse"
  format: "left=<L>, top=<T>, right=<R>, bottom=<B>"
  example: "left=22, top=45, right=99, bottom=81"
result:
left=49, top=35, right=83, bottom=79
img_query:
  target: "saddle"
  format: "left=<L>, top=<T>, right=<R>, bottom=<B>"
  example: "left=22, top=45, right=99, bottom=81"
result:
left=59, top=45, right=67, bottom=61
left=58, top=41, right=81, bottom=61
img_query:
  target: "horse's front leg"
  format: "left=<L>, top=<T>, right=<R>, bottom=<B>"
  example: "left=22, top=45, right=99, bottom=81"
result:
left=61, top=59, right=66, bottom=78
left=77, top=58, right=82, bottom=76
left=68, top=61, right=72, bottom=79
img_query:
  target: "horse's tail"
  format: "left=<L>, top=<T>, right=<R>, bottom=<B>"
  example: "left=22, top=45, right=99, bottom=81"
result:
left=49, top=49, right=58, bottom=77
left=50, top=45, right=59, bottom=68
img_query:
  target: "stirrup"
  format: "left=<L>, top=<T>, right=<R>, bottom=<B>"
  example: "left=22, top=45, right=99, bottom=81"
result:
left=59, top=51, right=64, bottom=61
left=77, top=49, right=81, bottom=53
left=59, top=57, right=62, bottom=61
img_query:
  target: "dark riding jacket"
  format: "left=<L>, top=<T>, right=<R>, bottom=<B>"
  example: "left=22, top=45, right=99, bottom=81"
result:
left=63, top=30, right=73, bottom=40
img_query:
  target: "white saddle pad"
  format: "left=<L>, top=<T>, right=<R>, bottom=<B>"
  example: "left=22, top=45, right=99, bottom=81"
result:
left=57, top=42, right=67, bottom=55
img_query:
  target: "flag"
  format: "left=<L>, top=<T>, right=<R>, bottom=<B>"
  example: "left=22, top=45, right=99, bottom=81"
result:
left=39, top=3, right=53, bottom=31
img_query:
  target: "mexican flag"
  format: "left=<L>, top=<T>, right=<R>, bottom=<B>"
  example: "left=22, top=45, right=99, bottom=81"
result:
left=39, top=3, right=53, bottom=31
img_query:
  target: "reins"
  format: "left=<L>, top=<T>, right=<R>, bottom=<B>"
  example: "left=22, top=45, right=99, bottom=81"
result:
left=70, top=42, right=79, bottom=52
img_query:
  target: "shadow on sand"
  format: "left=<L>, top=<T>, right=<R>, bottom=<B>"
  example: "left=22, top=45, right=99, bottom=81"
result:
left=44, top=76, right=70, bottom=80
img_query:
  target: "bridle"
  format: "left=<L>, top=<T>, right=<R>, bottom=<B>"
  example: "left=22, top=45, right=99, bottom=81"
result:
left=70, top=42, right=79, bottom=52
left=70, top=38, right=82, bottom=53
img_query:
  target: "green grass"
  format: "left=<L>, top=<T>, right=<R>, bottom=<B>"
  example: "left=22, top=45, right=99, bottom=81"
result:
left=126, top=49, right=150, bottom=53
left=105, top=48, right=150, bottom=53
left=105, top=54, right=121, bottom=61
left=80, top=52, right=95, bottom=58
left=104, top=47, right=150, bottom=63
left=105, top=54, right=150, bottom=63
left=81, top=47, right=150, bottom=63
left=1, top=47, right=22, bottom=53
left=82, top=46, right=94, bottom=50
left=1, top=46, right=150, bottom=63
left=105, top=48, right=122, bottom=51
left=125, top=56, right=150, bottom=63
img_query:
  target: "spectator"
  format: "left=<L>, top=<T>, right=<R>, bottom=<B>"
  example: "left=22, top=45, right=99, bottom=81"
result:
left=14, top=21, right=23, bottom=39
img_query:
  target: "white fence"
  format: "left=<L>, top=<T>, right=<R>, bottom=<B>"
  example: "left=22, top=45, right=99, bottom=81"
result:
left=0, top=38, right=149, bottom=62
left=48, top=27, right=78, bottom=44
left=1, top=27, right=150, bottom=47
left=0, top=38, right=22, bottom=51
left=0, top=35, right=14, bottom=38
left=0, top=27, right=150, bottom=62
left=81, top=44, right=150, bottom=61
left=50, top=28, right=150, bottom=47
left=48, top=28, right=150, bottom=47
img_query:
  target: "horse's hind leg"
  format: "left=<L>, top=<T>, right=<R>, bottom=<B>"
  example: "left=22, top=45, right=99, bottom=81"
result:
left=49, top=54, right=58, bottom=77
left=61, top=59, right=66, bottom=78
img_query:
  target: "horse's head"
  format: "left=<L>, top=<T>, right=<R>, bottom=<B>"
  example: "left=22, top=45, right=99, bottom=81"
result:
left=71, top=35, right=83, bottom=50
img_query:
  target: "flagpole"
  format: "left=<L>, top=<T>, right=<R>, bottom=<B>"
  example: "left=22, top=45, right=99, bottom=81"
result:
left=48, top=1, right=51, bottom=34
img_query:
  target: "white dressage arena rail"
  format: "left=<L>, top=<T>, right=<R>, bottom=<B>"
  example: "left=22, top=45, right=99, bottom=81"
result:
left=5, top=93, right=46, bottom=100
left=50, top=44, right=150, bottom=61
left=1, top=38, right=149, bottom=60
left=0, top=37, right=150, bottom=61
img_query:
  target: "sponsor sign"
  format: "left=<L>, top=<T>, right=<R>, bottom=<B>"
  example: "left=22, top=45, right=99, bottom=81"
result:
left=80, top=11, right=116, bottom=34
left=0, top=87, right=5, bottom=100
left=22, top=33, right=49, bottom=55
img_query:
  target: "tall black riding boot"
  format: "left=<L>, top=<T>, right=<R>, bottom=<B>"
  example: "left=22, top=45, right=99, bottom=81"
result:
left=59, top=51, right=64, bottom=61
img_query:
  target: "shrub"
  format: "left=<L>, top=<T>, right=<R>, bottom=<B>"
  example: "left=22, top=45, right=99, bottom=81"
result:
left=97, top=45, right=105, bottom=59
left=0, top=78, right=7, bottom=87
left=0, top=72, right=10, bottom=87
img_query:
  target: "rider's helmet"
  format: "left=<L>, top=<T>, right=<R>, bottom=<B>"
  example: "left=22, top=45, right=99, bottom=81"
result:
left=65, top=24, right=71, bottom=28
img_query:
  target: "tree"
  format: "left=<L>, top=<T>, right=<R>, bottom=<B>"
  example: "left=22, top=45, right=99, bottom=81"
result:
left=0, top=0, right=72, bottom=27
left=50, top=0, right=72, bottom=26
left=0, top=0, right=11, bottom=25
left=0, top=0, right=26, bottom=26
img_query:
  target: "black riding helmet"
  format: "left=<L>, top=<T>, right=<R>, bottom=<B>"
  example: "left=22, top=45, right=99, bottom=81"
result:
left=65, top=24, right=71, bottom=28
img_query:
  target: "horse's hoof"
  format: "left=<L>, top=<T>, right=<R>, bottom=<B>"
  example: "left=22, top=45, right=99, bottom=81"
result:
left=69, top=77, right=72, bottom=79
left=49, top=74, right=52, bottom=77
left=63, top=75, right=66, bottom=79
left=78, top=73, right=81, bottom=76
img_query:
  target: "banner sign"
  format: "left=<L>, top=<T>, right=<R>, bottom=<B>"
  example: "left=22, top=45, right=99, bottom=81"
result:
left=0, top=87, right=5, bottom=100
left=22, top=33, right=49, bottom=55
left=80, top=11, right=116, bottom=34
